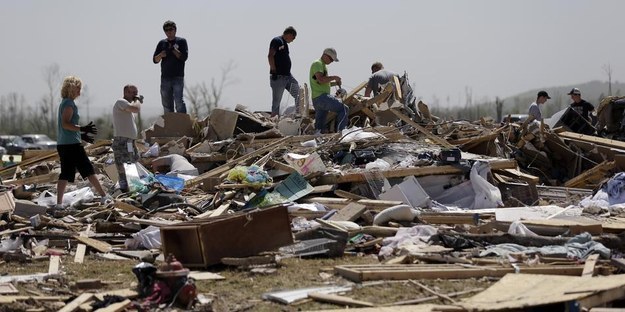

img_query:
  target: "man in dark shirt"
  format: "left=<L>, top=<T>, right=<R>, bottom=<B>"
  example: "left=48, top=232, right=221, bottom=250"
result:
left=568, top=87, right=594, bottom=121
left=268, top=26, right=300, bottom=117
left=364, top=62, right=398, bottom=97
left=153, top=20, right=189, bottom=114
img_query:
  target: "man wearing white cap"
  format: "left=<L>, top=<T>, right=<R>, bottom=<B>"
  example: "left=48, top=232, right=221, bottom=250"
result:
left=309, top=48, right=348, bottom=133
left=568, top=87, right=594, bottom=121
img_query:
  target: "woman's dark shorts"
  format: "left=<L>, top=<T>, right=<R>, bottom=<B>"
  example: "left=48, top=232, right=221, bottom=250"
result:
left=57, top=143, right=95, bottom=182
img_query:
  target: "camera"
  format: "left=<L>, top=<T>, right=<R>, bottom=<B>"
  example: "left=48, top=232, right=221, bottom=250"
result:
left=135, top=95, right=144, bottom=103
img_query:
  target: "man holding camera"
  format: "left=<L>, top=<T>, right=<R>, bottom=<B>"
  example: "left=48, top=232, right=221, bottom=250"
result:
left=268, top=26, right=300, bottom=117
left=153, top=20, right=188, bottom=114
left=112, top=84, right=142, bottom=193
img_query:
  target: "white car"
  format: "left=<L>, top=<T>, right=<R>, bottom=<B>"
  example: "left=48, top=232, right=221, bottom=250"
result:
left=21, top=134, right=57, bottom=150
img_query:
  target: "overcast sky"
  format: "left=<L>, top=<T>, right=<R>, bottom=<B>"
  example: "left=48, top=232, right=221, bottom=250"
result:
left=1, top=0, right=624, bottom=119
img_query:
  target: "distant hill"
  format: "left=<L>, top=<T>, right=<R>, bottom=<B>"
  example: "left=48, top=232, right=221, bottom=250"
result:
left=502, top=80, right=625, bottom=118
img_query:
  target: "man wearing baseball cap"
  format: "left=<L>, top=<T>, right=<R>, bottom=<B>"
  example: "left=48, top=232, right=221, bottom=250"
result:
left=309, top=47, right=348, bottom=133
left=528, top=90, right=550, bottom=121
left=568, top=87, right=594, bottom=121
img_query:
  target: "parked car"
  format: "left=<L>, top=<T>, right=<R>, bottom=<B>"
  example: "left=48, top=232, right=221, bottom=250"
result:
left=0, top=135, right=40, bottom=155
left=501, top=114, right=529, bottom=123
left=0, top=145, right=6, bottom=156
left=21, top=134, right=57, bottom=150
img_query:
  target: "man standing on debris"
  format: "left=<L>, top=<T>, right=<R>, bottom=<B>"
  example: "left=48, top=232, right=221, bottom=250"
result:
left=309, top=48, right=348, bottom=133
left=268, top=26, right=300, bottom=117
left=568, top=87, right=594, bottom=122
left=56, top=76, right=111, bottom=209
left=528, top=90, right=551, bottom=122
left=112, top=84, right=142, bottom=193
left=364, top=62, right=398, bottom=97
left=153, top=20, right=189, bottom=114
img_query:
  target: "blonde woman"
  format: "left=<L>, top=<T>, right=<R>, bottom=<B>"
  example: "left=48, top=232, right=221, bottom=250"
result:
left=56, top=76, right=111, bottom=208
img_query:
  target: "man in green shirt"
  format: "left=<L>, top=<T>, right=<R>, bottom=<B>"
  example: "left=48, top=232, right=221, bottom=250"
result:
left=309, top=48, right=348, bottom=133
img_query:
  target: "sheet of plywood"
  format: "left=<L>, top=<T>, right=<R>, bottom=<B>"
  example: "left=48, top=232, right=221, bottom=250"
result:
left=335, top=264, right=584, bottom=282
left=48, top=255, right=60, bottom=274
left=74, top=236, right=112, bottom=253
left=58, top=293, right=94, bottom=312
left=74, top=244, right=86, bottom=263
left=460, top=273, right=625, bottom=311
left=329, top=203, right=367, bottom=222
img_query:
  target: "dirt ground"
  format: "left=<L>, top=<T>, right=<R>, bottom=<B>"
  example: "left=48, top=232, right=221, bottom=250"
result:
left=1, top=253, right=495, bottom=311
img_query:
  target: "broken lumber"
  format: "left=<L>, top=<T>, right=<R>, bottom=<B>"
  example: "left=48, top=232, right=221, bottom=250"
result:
left=335, top=264, right=586, bottom=282
left=308, top=292, right=374, bottom=308
left=391, top=109, right=454, bottom=148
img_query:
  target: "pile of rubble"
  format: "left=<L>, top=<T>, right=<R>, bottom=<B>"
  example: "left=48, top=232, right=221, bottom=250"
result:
left=2, top=85, right=625, bottom=311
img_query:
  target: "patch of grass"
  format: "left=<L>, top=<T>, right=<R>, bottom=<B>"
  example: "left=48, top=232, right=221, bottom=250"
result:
left=2, top=254, right=494, bottom=311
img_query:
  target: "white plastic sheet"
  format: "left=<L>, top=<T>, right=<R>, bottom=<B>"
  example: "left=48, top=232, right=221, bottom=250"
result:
left=125, top=225, right=161, bottom=249
left=35, top=187, right=94, bottom=208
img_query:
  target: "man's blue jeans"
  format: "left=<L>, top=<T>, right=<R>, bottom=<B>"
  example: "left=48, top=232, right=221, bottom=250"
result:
left=312, top=94, right=348, bottom=132
left=161, top=76, right=187, bottom=113
left=270, top=75, right=300, bottom=116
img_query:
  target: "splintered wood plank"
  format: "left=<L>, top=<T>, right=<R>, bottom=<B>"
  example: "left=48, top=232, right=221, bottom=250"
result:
left=58, top=293, right=94, bottom=312
left=564, top=161, right=614, bottom=189
left=391, top=109, right=454, bottom=148
left=329, top=203, right=367, bottom=222
left=0, top=282, right=18, bottom=294
left=495, top=168, right=540, bottom=184
left=461, top=274, right=625, bottom=311
left=0, top=295, right=71, bottom=304
left=74, top=244, right=86, bottom=263
left=334, top=189, right=367, bottom=200
left=4, top=172, right=59, bottom=186
left=48, top=255, right=60, bottom=274
left=74, top=236, right=113, bottom=253
left=559, top=131, right=625, bottom=150
left=343, top=81, right=368, bottom=106
left=582, top=254, right=600, bottom=277
left=334, top=264, right=585, bottom=282
left=308, top=292, right=374, bottom=307
left=187, top=136, right=291, bottom=187
left=393, top=75, right=402, bottom=101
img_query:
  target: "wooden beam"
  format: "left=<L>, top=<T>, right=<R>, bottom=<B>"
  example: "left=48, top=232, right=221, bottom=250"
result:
left=58, top=293, right=94, bottom=312
left=391, top=109, right=454, bottom=148
left=559, top=131, right=625, bottom=150
left=300, top=197, right=402, bottom=212
left=494, top=168, right=540, bottom=184
left=186, top=136, right=291, bottom=187
left=343, top=81, right=368, bottom=104
left=308, top=292, right=374, bottom=308
left=74, top=236, right=113, bottom=253
left=329, top=203, right=367, bottom=222
left=393, top=75, right=402, bottom=102
left=564, top=161, right=614, bottom=189
left=335, top=264, right=586, bottom=283
left=334, top=189, right=367, bottom=200
left=582, top=254, right=600, bottom=278
left=48, top=255, right=60, bottom=274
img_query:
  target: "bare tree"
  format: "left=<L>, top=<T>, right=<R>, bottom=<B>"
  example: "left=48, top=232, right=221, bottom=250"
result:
left=495, top=97, right=503, bottom=122
left=41, top=64, right=62, bottom=137
left=0, top=93, right=27, bottom=134
left=185, top=60, right=238, bottom=118
left=603, top=63, right=613, bottom=96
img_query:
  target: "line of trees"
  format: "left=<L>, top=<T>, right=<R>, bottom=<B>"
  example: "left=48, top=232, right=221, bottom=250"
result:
left=0, top=62, right=236, bottom=139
